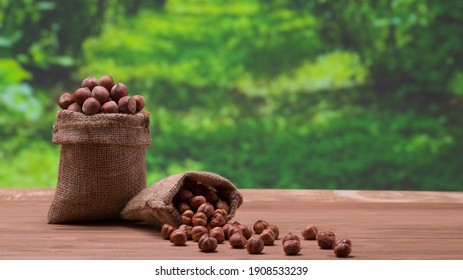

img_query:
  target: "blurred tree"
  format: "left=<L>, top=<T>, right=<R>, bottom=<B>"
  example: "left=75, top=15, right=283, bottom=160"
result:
left=0, top=0, right=163, bottom=88
left=309, top=0, right=463, bottom=97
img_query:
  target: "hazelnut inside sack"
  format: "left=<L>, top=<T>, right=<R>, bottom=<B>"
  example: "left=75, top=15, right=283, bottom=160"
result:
left=120, top=171, right=243, bottom=228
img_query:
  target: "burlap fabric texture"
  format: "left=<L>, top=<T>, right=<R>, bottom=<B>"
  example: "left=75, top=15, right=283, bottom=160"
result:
left=120, top=171, right=243, bottom=228
left=48, top=110, right=151, bottom=224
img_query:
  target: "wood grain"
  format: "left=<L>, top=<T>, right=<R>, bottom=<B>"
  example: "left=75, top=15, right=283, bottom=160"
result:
left=1, top=188, right=462, bottom=260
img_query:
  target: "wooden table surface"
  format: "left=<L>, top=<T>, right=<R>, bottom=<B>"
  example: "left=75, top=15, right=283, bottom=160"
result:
left=1, top=188, right=463, bottom=260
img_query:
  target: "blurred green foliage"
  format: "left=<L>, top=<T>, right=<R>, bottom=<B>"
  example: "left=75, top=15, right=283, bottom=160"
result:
left=1, top=0, right=462, bottom=190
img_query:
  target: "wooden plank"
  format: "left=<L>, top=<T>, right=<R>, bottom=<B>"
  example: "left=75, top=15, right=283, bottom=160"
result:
left=0, top=188, right=462, bottom=260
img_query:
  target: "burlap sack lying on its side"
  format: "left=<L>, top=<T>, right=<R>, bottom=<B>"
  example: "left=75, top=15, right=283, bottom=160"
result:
left=48, top=110, right=151, bottom=224
left=120, top=171, right=243, bottom=228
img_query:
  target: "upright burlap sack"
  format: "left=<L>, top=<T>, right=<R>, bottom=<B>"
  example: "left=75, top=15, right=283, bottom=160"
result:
left=48, top=110, right=151, bottom=224
left=120, top=171, right=243, bottom=228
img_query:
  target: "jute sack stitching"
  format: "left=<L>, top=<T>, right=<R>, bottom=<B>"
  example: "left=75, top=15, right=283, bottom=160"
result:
left=120, top=171, right=243, bottom=228
left=48, top=110, right=151, bottom=224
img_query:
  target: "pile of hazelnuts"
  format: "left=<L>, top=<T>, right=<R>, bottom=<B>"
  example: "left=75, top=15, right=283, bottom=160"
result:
left=57, top=75, right=145, bottom=115
left=161, top=179, right=352, bottom=257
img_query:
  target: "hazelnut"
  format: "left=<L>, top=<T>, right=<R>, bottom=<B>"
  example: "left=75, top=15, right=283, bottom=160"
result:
left=81, top=76, right=98, bottom=91
left=176, top=202, right=191, bottom=214
left=267, top=224, right=279, bottom=240
left=198, top=234, right=217, bottom=252
left=98, top=75, right=115, bottom=92
left=82, top=97, right=101, bottom=115
left=100, top=100, right=119, bottom=113
left=227, top=224, right=243, bottom=239
left=161, top=224, right=176, bottom=240
left=215, top=200, right=230, bottom=213
left=209, top=213, right=226, bottom=228
left=181, top=209, right=194, bottom=225
left=118, top=96, right=136, bottom=114
left=192, top=212, right=208, bottom=227
left=110, top=82, right=128, bottom=102
left=66, top=103, right=82, bottom=113
left=169, top=229, right=187, bottom=246
left=73, top=87, right=92, bottom=105
left=91, top=85, right=110, bottom=104
left=222, top=223, right=232, bottom=240
left=214, top=208, right=228, bottom=218
left=190, top=196, right=206, bottom=210
left=282, top=232, right=300, bottom=245
left=209, top=227, right=225, bottom=244
left=334, top=239, right=352, bottom=247
left=317, top=231, right=336, bottom=249
left=204, top=190, right=218, bottom=204
left=190, top=225, right=208, bottom=242
left=301, top=225, right=318, bottom=240
left=246, top=237, right=264, bottom=254
left=58, top=92, right=74, bottom=109
left=197, top=202, right=214, bottom=218
left=191, top=182, right=208, bottom=196
left=132, top=95, right=145, bottom=111
left=229, top=232, right=246, bottom=249
left=334, top=239, right=352, bottom=258
left=239, top=224, right=252, bottom=239
left=259, top=229, right=275, bottom=246
left=283, top=240, right=301, bottom=255
left=178, top=224, right=192, bottom=240
left=253, top=220, right=269, bottom=234
left=175, top=189, right=193, bottom=202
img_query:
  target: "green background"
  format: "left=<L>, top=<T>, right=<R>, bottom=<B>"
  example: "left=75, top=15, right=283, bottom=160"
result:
left=1, top=0, right=462, bottom=190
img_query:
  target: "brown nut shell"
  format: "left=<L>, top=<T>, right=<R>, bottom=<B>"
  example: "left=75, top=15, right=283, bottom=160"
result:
left=91, top=85, right=110, bottom=104
left=192, top=212, right=208, bottom=227
left=58, top=92, right=74, bottom=109
left=98, top=75, right=115, bottom=92
left=246, top=237, right=264, bottom=254
left=197, top=202, right=215, bottom=218
left=204, top=190, right=219, bottom=204
left=198, top=235, right=218, bottom=252
left=209, top=227, right=225, bottom=244
left=170, top=229, right=187, bottom=246
left=100, top=100, right=119, bottom=113
left=222, top=223, right=232, bottom=240
left=190, top=226, right=208, bottom=242
left=181, top=209, right=194, bottom=225
left=74, top=87, right=92, bottom=105
left=175, top=189, right=194, bottom=203
left=229, top=232, right=247, bottom=249
left=209, top=213, right=226, bottom=228
left=190, top=196, right=207, bottom=210
left=161, top=224, right=176, bottom=240
left=282, top=232, right=300, bottom=245
left=215, top=200, right=230, bottom=213
left=81, top=76, right=98, bottom=91
left=334, top=241, right=352, bottom=258
left=253, top=220, right=269, bottom=234
left=82, top=97, right=101, bottom=115
left=267, top=224, right=279, bottom=240
left=317, top=231, right=336, bottom=249
left=118, top=96, right=136, bottom=114
left=301, top=225, right=318, bottom=240
left=283, top=239, right=301, bottom=255
left=66, top=103, right=82, bottom=113
left=260, top=229, right=276, bottom=246
left=110, top=82, right=128, bottom=102
left=132, top=95, right=145, bottom=111
left=176, top=202, right=191, bottom=214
